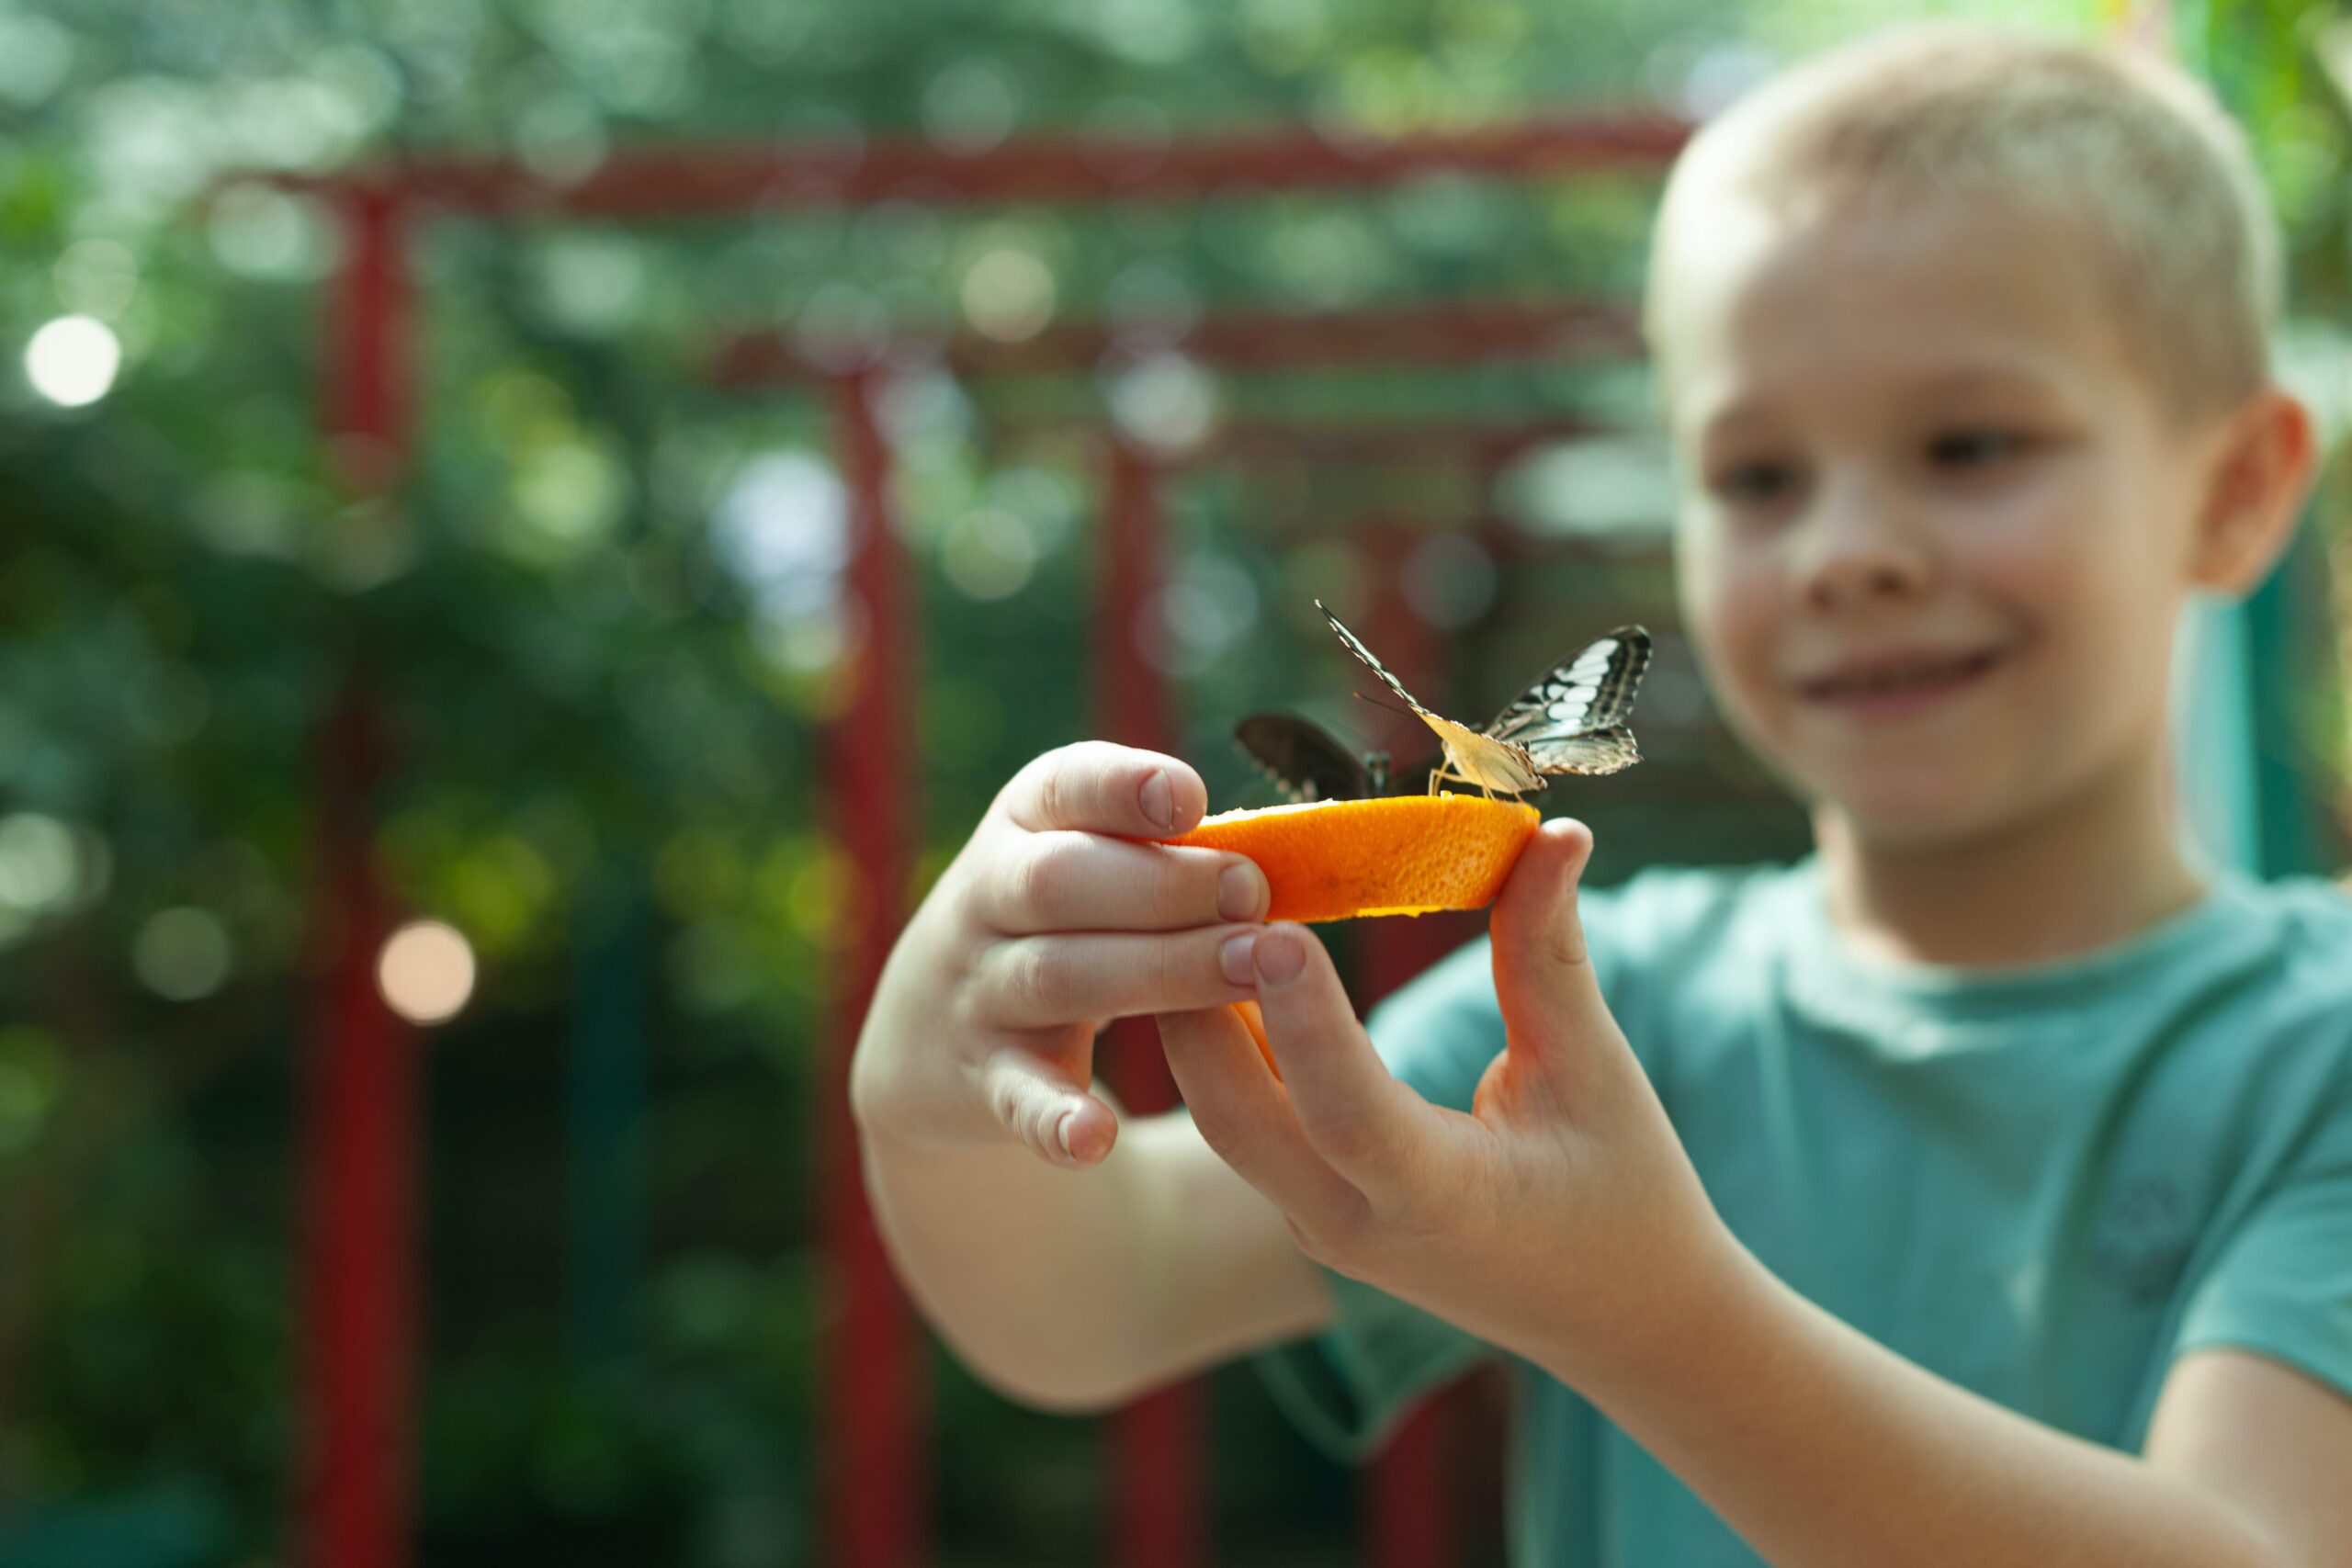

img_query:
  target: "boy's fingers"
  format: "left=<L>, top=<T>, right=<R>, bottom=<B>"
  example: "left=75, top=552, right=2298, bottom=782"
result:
left=1242, top=925, right=1433, bottom=1194
left=974, top=833, right=1268, bottom=935
left=977, top=928, right=1259, bottom=1028
left=997, top=743, right=1208, bottom=839
left=1156, top=1008, right=1369, bottom=1234
left=1489, top=819, right=1609, bottom=1072
left=980, top=1047, right=1118, bottom=1168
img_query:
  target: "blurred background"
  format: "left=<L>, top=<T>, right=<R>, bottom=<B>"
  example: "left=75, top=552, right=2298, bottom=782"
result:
left=2, top=0, right=2348, bottom=1563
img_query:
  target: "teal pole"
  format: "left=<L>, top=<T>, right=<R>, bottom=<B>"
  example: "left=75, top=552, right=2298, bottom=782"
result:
left=568, top=863, right=648, bottom=1362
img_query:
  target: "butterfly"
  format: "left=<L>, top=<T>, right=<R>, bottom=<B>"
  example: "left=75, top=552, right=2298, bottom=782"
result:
left=1316, top=599, right=1651, bottom=799
left=1232, top=712, right=1437, bottom=802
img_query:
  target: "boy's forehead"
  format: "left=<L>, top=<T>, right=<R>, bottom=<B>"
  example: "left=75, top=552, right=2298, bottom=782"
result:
left=1654, top=183, right=2138, bottom=431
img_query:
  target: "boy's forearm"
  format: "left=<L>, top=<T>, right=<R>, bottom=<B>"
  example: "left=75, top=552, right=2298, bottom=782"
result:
left=858, top=1104, right=1157, bottom=1413
left=1555, top=1250, right=2287, bottom=1568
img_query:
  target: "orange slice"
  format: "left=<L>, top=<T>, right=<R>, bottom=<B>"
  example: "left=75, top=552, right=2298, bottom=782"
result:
left=1166, top=794, right=1540, bottom=925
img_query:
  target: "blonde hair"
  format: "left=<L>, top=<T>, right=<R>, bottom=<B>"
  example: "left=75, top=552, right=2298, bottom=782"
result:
left=1646, top=24, right=2281, bottom=416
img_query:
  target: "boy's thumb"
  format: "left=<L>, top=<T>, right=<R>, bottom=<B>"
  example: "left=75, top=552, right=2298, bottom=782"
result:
left=981, top=1047, right=1116, bottom=1168
left=1489, top=818, right=1609, bottom=1066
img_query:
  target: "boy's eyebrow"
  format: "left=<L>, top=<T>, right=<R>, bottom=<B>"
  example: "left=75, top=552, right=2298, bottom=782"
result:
left=1690, top=359, right=2081, bottom=439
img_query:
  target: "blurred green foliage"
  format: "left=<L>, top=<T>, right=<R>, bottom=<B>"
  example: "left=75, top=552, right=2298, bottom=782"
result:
left=1, top=0, right=2346, bottom=1562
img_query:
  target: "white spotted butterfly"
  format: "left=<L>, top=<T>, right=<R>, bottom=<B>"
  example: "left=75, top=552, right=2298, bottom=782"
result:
left=1316, top=600, right=1651, bottom=799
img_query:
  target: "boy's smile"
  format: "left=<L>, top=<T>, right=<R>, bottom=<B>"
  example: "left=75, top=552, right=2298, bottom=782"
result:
left=1791, top=639, right=2011, bottom=724
left=1658, top=188, right=2233, bottom=849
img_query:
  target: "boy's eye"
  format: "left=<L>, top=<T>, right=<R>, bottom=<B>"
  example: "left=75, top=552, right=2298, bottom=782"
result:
left=1711, top=459, right=1800, bottom=505
left=1928, top=429, right=2027, bottom=468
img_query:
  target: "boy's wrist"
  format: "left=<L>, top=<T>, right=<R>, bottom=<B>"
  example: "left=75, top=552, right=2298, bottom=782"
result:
left=1535, top=1220, right=1783, bottom=1415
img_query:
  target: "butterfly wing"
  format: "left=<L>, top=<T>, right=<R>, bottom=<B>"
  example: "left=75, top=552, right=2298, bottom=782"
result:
left=1233, top=713, right=1374, bottom=802
left=1522, top=723, right=1641, bottom=775
left=1486, top=626, right=1651, bottom=739
left=1486, top=626, right=1652, bottom=778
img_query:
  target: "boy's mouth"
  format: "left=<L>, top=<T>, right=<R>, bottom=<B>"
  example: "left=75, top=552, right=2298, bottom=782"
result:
left=1794, top=645, right=2007, bottom=717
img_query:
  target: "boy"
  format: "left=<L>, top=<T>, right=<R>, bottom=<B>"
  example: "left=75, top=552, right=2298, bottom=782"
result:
left=850, top=25, right=2352, bottom=1565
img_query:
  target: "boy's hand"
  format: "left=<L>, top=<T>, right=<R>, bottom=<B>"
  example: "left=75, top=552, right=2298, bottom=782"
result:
left=850, top=742, right=1270, bottom=1169
left=1157, top=820, right=1738, bottom=1381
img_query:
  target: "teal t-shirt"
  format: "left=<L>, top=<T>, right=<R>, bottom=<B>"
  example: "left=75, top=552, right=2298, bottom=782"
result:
left=1251, top=859, right=2352, bottom=1567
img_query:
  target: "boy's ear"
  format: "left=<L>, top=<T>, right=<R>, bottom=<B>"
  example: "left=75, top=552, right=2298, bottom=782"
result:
left=2188, top=387, right=2318, bottom=594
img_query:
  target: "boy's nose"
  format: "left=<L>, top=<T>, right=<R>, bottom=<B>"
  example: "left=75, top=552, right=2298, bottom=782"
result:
left=1791, top=479, right=1934, bottom=609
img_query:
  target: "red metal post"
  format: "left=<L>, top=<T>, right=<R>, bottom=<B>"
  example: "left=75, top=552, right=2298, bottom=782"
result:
left=1097, top=437, right=1209, bottom=1568
left=298, top=187, right=415, bottom=1568
left=821, top=368, right=928, bottom=1568
left=323, top=186, right=412, bottom=493
left=300, top=685, right=410, bottom=1568
left=1355, top=525, right=1486, bottom=1568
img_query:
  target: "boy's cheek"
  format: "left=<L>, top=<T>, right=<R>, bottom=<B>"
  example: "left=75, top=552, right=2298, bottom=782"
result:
left=1676, top=562, right=1781, bottom=730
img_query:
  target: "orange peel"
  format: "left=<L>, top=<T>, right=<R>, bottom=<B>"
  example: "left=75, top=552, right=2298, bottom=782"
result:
left=1165, top=793, right=1540, bottom=925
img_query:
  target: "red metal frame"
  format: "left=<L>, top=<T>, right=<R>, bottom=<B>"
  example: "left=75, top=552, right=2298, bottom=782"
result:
left=297, top=192, right=416, bottom=1568
left=300, top=680, right=413, bottom=1568
left=1095, top=439, right=1209, bottom=1568
left=707, top=311, right=1637, bottom=1566
left=1351, top=525, right=1497, bottom=1568
left=821, top=370, right=928, bottom=1568
left=710, top=299, right=1642, bottom=386
left=243, top=105, right=1689, bottom=1568
left=249, top=112, right=1687, bottom=218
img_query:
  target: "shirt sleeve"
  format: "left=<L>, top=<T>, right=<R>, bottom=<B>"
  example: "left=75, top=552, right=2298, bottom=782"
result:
left=1247, top=933, right=1509, bottom=1460
left=2170, top=1062, right=2352, bottom=1406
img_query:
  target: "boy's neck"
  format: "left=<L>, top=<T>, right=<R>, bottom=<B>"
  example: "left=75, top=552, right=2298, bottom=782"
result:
left=1811, top=740, right=2208, bottom=971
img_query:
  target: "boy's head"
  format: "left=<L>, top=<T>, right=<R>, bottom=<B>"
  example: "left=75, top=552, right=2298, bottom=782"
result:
left=1647, top=24, right=2316, bottom=850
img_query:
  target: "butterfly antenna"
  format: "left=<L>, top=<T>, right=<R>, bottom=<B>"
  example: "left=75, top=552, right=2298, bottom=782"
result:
left=1350, top=690, right=1419, bottom=724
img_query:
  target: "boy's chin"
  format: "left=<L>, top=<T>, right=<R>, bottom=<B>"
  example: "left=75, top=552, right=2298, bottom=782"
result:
left=1804, top=775, right=2025, bottom=854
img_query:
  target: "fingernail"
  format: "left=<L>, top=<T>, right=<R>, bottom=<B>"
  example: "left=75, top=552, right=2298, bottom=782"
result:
left=1217, top=862, right=1266, bottom=921
left=1254, top=927, right=1306, bottom=986
left=1057, top=1108, right=1076, bottom=1157
left=1140, top=771, right=1174, bottom=832
left=1219, top=931, right=1257, bottom=986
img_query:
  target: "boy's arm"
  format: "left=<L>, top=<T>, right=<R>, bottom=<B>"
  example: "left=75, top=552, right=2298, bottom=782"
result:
left=1168, top=823, right=2351, bottom=1568
left=1566, top=1257, right=2350, bottom=1568
left=859, top=1104, right=1334, bottom=1411
left=851, top=741, right=1333, bottom=1410
left=2146, top=1349, right=2352, bottom=1568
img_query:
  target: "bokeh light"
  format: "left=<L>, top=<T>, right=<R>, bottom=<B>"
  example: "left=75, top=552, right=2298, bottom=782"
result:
left=207, top=185, right=334, bottom=280
left=132, top=907, right=234, bottom=1001
left=377, top=919, right=478, bottom=1025
left=940, top=508, right=1040, bottom=600
left=922, top=59, right=1019, bottom=154
left=714, top=451, right=849, bottom=640
left=25, top=316, right=123, bottom=407
left=1147, top=548, right=1260, bottom=674
left=0, top=814, right=84, bottom=915
left=1402, top=533, right=1498, bottom=629
left=1107, top=352, right=1217, bottom=455
left=52, top=240, right=140, bottom=319
left=0, top=11, right=73, bottom=107
left=960, top=246, right=1057, bottom=343
left=1496, top=434, right=1676, bottom=541
left=794, top=279, right=892, bottom=372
